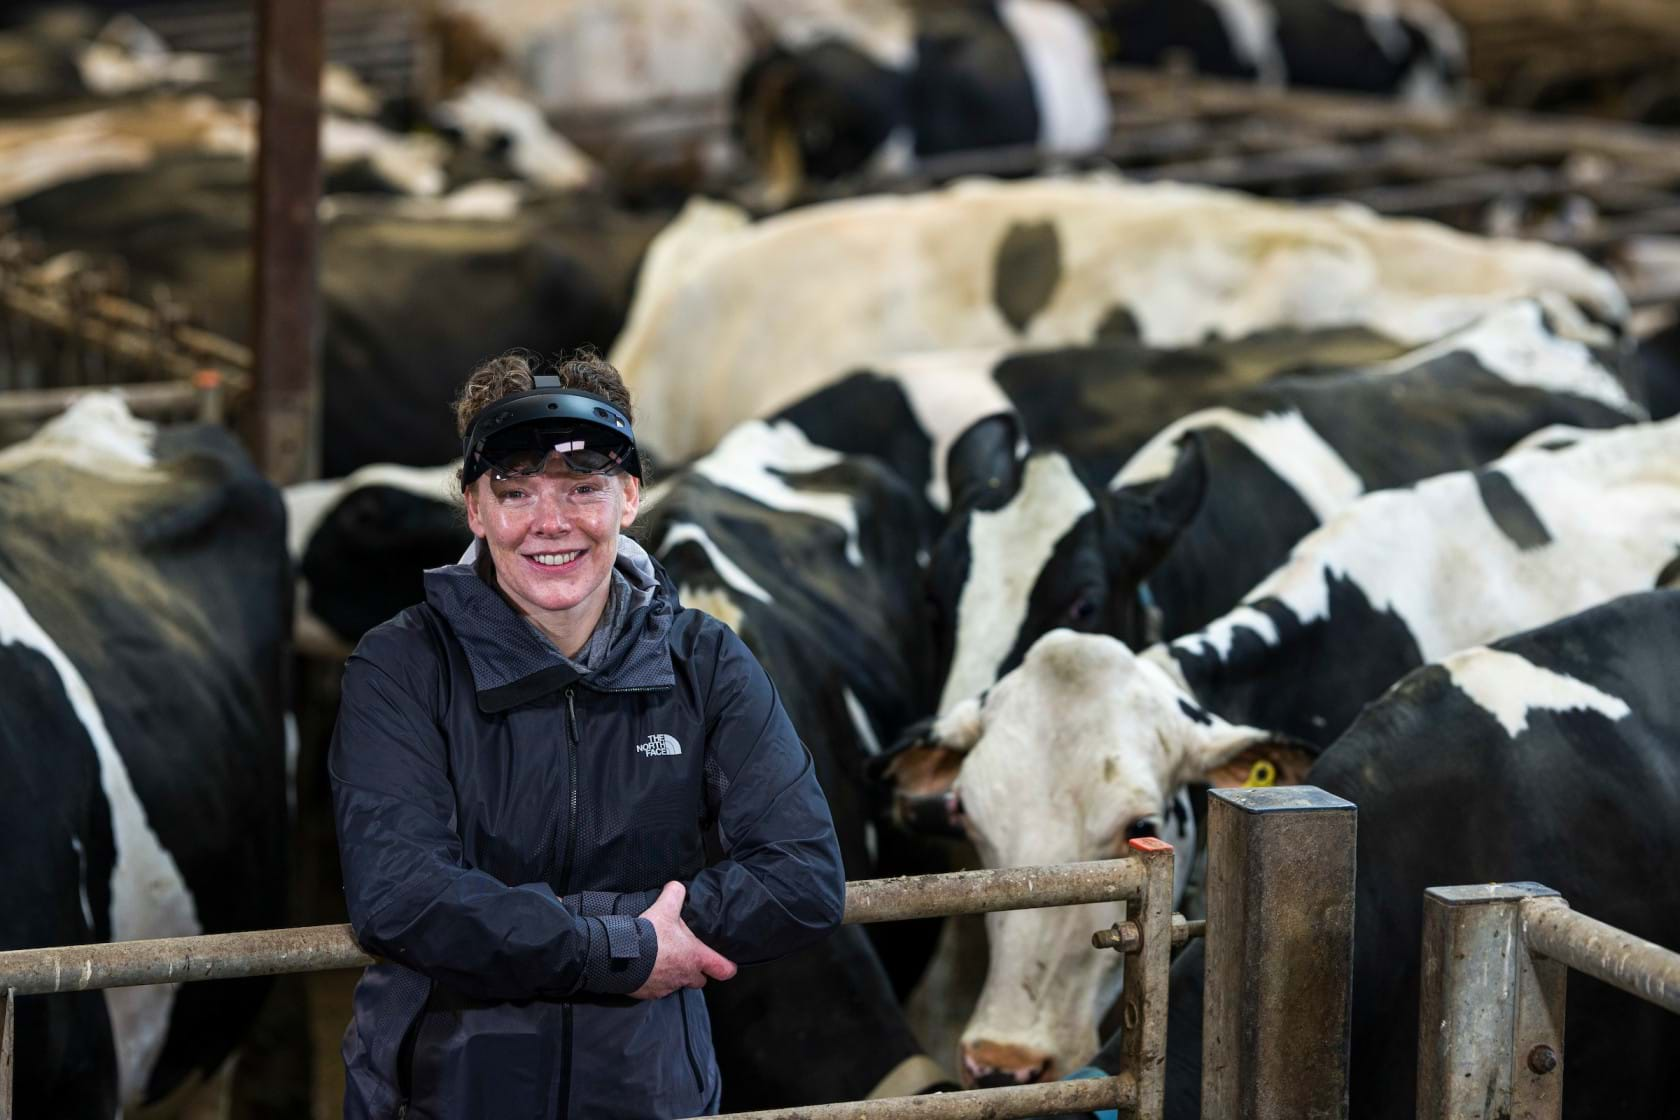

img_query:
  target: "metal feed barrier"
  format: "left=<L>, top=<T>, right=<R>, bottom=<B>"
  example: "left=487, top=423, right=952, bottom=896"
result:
left=1417, top=882, right=1680, bottom=1120
left=0, top=788, right=1368, bottom=1120
left=0, top=845, right=1189, bottom=1120
left=22, top=788, right=1669, bottom=1119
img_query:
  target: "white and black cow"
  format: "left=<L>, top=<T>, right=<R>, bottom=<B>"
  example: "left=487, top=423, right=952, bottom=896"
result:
left=0, top=394, right=290, bottom=1117
left=733, top=0, right=1109, bottom=196
left=640, top=415, right=956, bottom=1107
left=1066, top=590, right=1680, bottom=1120
left=610, top=176, right=1627, bottom=463
left=1102, top=0, right=1465, bottom=101
left=888, top=415, right=1680, bottom=1083
left=924, top=298, right=1645, bottom=719
left=284, top=463, right=468, bottom=656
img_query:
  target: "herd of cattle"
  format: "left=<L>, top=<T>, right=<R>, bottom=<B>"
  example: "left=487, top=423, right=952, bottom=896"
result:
left=5, top=3, right=1680, bottom=1119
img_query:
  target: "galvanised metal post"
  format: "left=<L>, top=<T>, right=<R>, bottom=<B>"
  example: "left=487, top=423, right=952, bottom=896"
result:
left=1121, top=835, right=1175, bottom=1117
left=1416, top=884, right=1566, bottom=1120
left=2, top=987, right=14, bottom=1120
left=1202, top=786, right=1358, bottom=1120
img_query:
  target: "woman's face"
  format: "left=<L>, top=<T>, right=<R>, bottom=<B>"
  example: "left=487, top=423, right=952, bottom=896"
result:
left=465, top=462, right=640, bottom=628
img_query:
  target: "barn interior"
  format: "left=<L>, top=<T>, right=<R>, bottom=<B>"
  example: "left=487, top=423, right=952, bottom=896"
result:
left=3, top=1, right=1680, bottom=1118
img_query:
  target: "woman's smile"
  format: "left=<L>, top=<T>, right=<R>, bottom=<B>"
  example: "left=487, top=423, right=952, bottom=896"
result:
left=525, top=549, right=586, bottom=571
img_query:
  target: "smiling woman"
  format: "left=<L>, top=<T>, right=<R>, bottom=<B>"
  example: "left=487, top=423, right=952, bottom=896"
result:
left=327, top=349, right=845, bottom=1120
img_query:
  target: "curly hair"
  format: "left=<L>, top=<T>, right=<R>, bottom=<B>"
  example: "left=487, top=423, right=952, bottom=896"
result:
left=453, top=347, right=634, bottom=439
left=453, top=348, right=641, bottom=494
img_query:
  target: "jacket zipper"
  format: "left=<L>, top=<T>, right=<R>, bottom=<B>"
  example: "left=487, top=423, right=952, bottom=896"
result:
left=556, top=687, right=582, bottom=1120
left=678, top=988, right=706, bottom=1096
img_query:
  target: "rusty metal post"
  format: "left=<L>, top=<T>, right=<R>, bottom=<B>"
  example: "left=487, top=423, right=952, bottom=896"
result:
left=1120, top=836, right=1174, bottom=1116
left=1416, top=884, right=1566, bottom=1120
left=1522, top=895, right=1680, bottom=1014
left=2, top=987, right=13, bottom=1120
left=1202, top=786, right=1357, bottom=1120
left=250, top=0, right=324, bottom=484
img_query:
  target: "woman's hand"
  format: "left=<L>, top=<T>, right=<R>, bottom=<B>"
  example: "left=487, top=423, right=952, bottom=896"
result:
left=629, top=881, right=738, bottom=999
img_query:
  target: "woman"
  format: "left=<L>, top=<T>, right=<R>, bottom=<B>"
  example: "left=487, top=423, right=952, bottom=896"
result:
left=329, top=351, right=845, bottom=1119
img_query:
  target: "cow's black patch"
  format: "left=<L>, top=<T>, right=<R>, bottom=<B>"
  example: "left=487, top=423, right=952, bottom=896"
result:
left=1658, top=551, right=1680, bottom=590
left=991, top=220, right=1062, bottom=334
left=774, top=372, right=933, bottom=501
left=1095, top=305, right=1141, bottom=342
left=1475, top=469, right=1552, bottom=551
left=1178, top=698, right=1213, bottom=725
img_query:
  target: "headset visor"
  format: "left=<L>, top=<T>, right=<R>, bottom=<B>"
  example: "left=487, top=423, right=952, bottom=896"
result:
left=479, top=424, right=635, bottom=480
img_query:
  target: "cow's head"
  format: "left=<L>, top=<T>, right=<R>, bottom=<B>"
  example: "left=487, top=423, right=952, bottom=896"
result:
left=885, top=630, right=1312, bottom=1083
left=925, top=417, right=1207, bottom=718
left=733, top=39, right=905, bottom=201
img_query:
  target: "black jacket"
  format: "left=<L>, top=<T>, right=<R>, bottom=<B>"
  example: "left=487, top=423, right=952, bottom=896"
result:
left=330, top=538, right=845, bottom=1119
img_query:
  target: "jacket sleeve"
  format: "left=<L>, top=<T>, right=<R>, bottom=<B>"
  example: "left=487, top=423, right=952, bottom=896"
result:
left=680, top=626, right=846, bottom=964
left=329, top=642, right=656, bottom=1000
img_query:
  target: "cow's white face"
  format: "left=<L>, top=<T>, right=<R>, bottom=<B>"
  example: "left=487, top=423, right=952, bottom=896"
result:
left=922, top=631, right=1272, bottom=1083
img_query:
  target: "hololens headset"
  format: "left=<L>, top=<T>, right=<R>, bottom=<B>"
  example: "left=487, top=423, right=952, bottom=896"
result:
left=461, top=374, right=643, bottom=489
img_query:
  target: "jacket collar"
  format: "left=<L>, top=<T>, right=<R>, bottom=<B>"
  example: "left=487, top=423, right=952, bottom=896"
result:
left=423, top=535, right=676, bottom=713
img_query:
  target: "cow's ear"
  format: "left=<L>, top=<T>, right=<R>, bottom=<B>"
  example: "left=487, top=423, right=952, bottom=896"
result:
left=1137, top=432, right=1208, bottom=565
left=1201, top=735, right=1318, bottom=790
left=882, top=740, right=965, bottom=799
left=946, top=412, right=1024, bottom=512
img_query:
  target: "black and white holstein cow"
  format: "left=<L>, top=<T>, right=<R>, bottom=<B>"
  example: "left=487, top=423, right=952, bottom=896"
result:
left=610, top=177, right=1627, bottom=463
left=1070, top=590, right=1680, bottom=1120
left=923, top=298, right=1645, bottom=721
left=640, top=415, right=954, bottom=1108
left=0, top=395, right=290, bottom=1117
left=733, top=0, right=1109, bottom=197
left=284, top=463, right=468, bottom=656
left=1102, top=0, right=1465, bottom=102
left=888, top=416, right=1680, bottom=1085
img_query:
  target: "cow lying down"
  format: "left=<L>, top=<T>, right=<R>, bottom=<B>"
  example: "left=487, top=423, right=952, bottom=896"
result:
left=886, top=415, right=1680, bottom=1084
left=610, top=176, right=1626, bottom=462
left=0, top=394, right=290, bottom=1118
left=1067, top=589, right=1680, bottom=1120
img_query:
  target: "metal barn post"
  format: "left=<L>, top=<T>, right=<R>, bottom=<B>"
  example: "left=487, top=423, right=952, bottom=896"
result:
left=250, top=0, right=324, bottom=484
left=2, top=987, right=13, bottom=1120
left=1416, top=884, right=1567, bottom=1120
left=1201, top=786, right=1358, bottom=1120
left=1121, top=835, right=1176, bottom=1116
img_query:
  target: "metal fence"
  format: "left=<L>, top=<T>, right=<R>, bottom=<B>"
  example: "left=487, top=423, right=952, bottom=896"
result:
left=0, top=231, right=247, bottom=446
left=20, top=789, right=1669, bottom=1119
left=0, top=849, right=1178, bottom=1120
left=1417, top=881, right=1680, bottom=1120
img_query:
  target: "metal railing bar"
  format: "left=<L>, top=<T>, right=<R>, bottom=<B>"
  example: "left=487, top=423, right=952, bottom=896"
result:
left=1522, top=897, right=1680, bottom=1015
left=713, top=1071, right=1136, bottom=1120
left=0, top=925, right=371, bottom=998
left=0, top=861, right=1148, bottom=997
left=842, top=860, right=1147, bottom=925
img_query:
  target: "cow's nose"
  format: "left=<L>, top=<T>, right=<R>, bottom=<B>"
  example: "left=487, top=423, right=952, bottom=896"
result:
left=958, top=1040, right=1055, bottom=1089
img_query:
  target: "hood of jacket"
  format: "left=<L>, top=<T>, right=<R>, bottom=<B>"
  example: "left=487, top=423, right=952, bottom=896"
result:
left=423, top=534, right=676, bottom=713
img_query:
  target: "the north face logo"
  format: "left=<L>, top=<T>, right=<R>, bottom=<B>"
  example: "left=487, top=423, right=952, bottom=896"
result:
left=637, top=734, right=683, bottom=757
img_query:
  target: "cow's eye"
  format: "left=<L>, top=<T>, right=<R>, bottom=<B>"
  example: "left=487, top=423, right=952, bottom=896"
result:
left=1066, top=594, right=1097, bottom=625
left=1126, top=816, right=1160, bottom=842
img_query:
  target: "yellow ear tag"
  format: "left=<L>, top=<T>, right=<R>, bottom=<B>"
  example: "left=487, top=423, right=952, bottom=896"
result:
left=1242, top=759, right=1277, bottom=788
